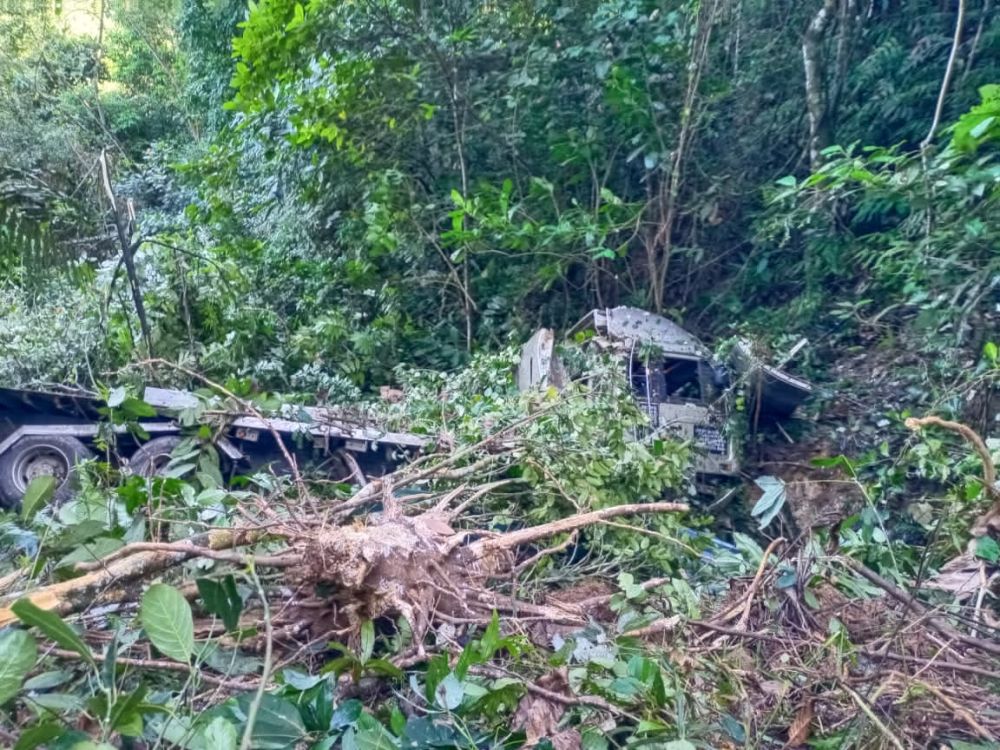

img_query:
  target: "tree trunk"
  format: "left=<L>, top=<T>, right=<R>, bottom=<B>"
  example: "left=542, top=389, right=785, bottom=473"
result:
left=802, top=0, right=838, bottom=168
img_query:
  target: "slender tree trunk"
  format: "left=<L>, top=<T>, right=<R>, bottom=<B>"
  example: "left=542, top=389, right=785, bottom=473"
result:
left=921, top=0, right=967, bottom=150
left=647, top=0, right=720, bottom=313
left=802, top=0, right=838, bottom=168
left=93, top=0, right=106, bottom=131
left=100, top=150, right=153, bottom=354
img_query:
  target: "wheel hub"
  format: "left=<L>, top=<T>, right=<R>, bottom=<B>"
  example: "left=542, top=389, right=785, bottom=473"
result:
left=14, top=447, right=68, bottom=492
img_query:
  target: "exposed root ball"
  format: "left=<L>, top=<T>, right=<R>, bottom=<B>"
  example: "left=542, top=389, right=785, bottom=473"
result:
left=298, top=514, right=469, bottom=640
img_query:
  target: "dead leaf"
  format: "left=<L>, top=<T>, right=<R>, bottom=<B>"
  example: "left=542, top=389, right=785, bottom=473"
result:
left=786, top=700, right=813, bottom=747
left=923, top=552, right=981, bottom=600
left=379, top=386, right=404, bottom=403
left=512, top=671, right=580, bottom=749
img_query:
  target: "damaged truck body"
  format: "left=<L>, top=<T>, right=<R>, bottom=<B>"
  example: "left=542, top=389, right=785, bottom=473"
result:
left=0, top=307, right=810, bottom=508
left=0, top=386, right=425, bottom=509
left=517, top=306, right=813, bottom=477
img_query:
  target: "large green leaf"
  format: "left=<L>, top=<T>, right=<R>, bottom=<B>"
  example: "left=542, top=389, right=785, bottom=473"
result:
left=21, top=475, right=57, bottom=521
left=140, top=584, right=195, bottom=663
left=359, top=619, right=375, bottom=663
left=233, top=693, right=307, bottom=750
left=751, top=475, right=786, bottom=529
left=0, top=629, right=37, bottom=704
left=13, top=722, right=65, bottom=750
left=109, top=685, right=148, bottom=736
left=342, top=714, right=398, bottom=750
left=11, top=599, right=95, bottom=667
left=55, top=537, right=125, bottom=569
left=201, top=716, right=238, bottom=750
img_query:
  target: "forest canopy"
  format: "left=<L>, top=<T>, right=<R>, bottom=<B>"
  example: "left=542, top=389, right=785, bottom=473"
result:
left=0, top=1, right=998, bottom=749
left=1, top=0, right=996, bottom=393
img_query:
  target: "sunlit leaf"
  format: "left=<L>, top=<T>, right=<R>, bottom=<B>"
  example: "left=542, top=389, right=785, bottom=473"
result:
left=140, top=584, right=194, bottom=663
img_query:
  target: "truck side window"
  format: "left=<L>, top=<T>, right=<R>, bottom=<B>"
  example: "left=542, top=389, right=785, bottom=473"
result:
left=663, top=358, right=702, bottom=401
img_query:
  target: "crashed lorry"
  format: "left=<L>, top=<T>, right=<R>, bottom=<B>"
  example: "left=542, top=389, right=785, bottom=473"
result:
left=0, top=387, right=426, bottom=509
left=0, top=306, right=810, bottom=508
left=516, top=306, right=812, bottom=478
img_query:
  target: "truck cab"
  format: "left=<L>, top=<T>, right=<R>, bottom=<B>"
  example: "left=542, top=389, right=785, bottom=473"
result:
left=517, top=307, right=812, bottom=478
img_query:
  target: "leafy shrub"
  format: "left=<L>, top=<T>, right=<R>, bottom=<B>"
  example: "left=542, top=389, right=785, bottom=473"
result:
left=0, top=282, right=113, bottom=386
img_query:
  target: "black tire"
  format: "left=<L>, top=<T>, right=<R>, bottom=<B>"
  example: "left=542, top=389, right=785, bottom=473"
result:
left=0, top=435, right=95, bottom=510
left=129, top=436, right=185, bottom=478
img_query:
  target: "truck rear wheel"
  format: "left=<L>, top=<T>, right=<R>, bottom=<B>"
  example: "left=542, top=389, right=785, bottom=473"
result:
left=0, top=435, right=95, bottom=509
left=128, top=436, right=185, bottom=478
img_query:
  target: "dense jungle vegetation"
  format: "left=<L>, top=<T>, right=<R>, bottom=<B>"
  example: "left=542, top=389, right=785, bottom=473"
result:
left=0, top=0, right=998, bottom=749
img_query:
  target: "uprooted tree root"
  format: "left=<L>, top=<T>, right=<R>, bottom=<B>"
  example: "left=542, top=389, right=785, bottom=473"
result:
left=4, top=410, right=1000, bottom=747
left=0, top=475, right=687, bottom=643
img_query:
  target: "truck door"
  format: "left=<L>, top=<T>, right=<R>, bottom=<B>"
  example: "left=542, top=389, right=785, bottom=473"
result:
left=516, top=328, right=556, bottom=392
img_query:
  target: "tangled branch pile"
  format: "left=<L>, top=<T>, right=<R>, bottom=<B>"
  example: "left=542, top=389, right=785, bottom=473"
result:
left=0, top=370, right=998, bottom=749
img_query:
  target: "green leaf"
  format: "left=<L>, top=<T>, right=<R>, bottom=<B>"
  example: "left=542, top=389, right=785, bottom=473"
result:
left=751, top=475, right=787, bottom=529
left=389, top=706, right=406, bottom=736
left=810, top=454, right=856, bottom=477
left=197, top=576, right=243, bottom=632
left=30, top=692, right=85, bottom=712
left=22, top=670, right=72, bottom=691
left=364, top=658, right=404, bottom=679
left=202, top=717, right=239, bottom=750
left=109, top=685, right=148, bottom=735
left=775, top=175, right=797, bottom=187
left=401, top=717, right=462, bottom=748
left=581, top=729, right=609, bottom=750
left=120, top=397, right=157, bottom=418
left=285, top=2, right=305, bottom=30
left=975, top=537, right=1000, bottom=563
left=233, top=692, right=307, bottom=750
left=984, top=341, right=998, bottom=363
left=140, top=584, right=195, bottom=663
left=107, top=386, right=127, bottom=408
left=0, top=629, right=36, bottom=704
left=13, top=723, right=65, bottom=750
left=435, top=673, right=464, bottom=710
left=360, top=619, right=374, bottom=663
left=343, top=714, right=398, bottom=750
left=721, top=713, right=747, bottom=742
left=56, top=537, right=125, bottom=569
left=21, top=475, right=57, bottom=521
left=478, top=610, right=500, bottom=660
left=424, top=654, right=449, bottom=703
left=12, top=599, right=94, bottom=667
left=331, top=699, right=363, bottom=730
left=969, top=115, right=996, bottom=139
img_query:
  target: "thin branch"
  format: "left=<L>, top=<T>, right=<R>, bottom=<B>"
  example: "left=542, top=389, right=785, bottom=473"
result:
left=47, top=647, right=254, bottom=690
left=240, top=568, right=274, bottom=750
left=921, top=0, right=967, bottom=150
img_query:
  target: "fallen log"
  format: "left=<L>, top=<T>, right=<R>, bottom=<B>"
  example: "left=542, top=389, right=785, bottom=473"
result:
left=0, top=528, right=266, bottom=626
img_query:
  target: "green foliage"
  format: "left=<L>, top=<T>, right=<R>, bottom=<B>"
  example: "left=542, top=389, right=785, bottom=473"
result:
left=20, top=475, right=57, bottom=522
left=140, top=583, right=196, bottom=663
left=952, top=84, right=1000, bottom=151
left=197, top=575, right=244, bottom=632
left=384, top=346, right=692, bottom=570
left=12, top=599, right=95, bottom=668
left=752, top=83, right=1000, bottom=375
left=0, top=629, right=37, bottom=705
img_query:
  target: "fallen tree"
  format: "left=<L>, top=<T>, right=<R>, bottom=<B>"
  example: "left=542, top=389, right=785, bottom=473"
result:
left=1, top=358, right=997, bottom=749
